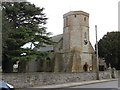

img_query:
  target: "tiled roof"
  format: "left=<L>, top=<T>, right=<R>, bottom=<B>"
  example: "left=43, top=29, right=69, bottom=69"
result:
left=37, top=34, right=63, bottom=52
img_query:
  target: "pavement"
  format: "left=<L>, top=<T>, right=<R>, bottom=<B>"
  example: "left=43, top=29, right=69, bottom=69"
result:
left=30, top=79, right=118, bottom=88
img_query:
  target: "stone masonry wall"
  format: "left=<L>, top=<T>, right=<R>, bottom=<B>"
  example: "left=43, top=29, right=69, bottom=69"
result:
left=2, top=70, right=117, bottom=88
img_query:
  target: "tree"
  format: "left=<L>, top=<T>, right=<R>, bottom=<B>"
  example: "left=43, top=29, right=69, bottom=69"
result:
left=98, top=31, right=120, bottom=70
left=2, top=2, right=53, bottom=72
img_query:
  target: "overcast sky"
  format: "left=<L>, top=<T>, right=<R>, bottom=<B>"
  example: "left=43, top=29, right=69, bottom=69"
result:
left=27, top=0, right=119, bottom=46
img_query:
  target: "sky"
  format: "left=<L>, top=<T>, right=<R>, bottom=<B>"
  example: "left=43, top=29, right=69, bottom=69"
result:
left=27, top=0, right=119, bottom=46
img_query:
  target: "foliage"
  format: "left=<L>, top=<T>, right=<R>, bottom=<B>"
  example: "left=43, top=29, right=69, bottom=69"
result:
left=2, top=2, right=53, bottom=72
left=98, top=31, right=120, bottom=70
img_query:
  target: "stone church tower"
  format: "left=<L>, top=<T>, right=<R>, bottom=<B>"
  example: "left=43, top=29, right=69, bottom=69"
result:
left=54, top=11, right=96, bottom=72
left=36, top=11, right=97, bottom=72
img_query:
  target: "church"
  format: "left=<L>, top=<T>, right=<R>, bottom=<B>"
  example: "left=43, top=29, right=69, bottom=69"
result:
left=27, top=11, right=98, bottom=72
left=36, top=10, right=97, bottom=72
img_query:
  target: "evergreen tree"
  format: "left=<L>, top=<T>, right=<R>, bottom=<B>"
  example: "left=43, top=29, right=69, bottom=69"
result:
left=2, top=2, right=53, bottom=72
left=98, top=31, right=120, bottom=70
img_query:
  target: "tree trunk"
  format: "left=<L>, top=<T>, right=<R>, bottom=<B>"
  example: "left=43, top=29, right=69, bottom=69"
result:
left=2, top=59, right=13, bottom=73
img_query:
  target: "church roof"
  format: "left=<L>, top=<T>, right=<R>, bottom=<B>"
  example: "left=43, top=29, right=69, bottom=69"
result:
left=88, top=41, right=95, bottom=53
left=52, top=34, right=63, bottom=42
left=37, top=34, right=63, bottom=52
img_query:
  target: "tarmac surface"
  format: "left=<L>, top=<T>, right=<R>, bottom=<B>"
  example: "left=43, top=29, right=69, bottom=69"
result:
left=70, top=80, right=118, bottom=88
left=30, top=79, right=118, bottom=88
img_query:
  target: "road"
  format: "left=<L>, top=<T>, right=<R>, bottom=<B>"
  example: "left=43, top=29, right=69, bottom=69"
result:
left=16, top=80, right=119, bottom=90
left=57, top=80, right=119, bottom=90
left=70, top=80, right=118, bottom=88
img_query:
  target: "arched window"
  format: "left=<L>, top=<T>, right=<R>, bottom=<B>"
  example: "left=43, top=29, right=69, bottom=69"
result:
left=84, top=32, right=87, bottom=39
left=84, top=17, right=86, bottom=21
left=74, top=14, right=76, bottom=18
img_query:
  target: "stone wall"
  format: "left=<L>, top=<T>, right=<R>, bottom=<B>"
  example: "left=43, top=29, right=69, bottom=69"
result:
left=2, top=71, right=117, bottom=88
left=99, top=71, right=112, bottom=79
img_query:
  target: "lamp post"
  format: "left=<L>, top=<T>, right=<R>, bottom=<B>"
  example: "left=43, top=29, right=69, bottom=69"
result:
left=95, top=25, right=99, bottom=80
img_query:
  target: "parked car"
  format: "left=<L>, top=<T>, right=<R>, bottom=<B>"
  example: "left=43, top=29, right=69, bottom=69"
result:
left=0, top=81, right=14, bottom=90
